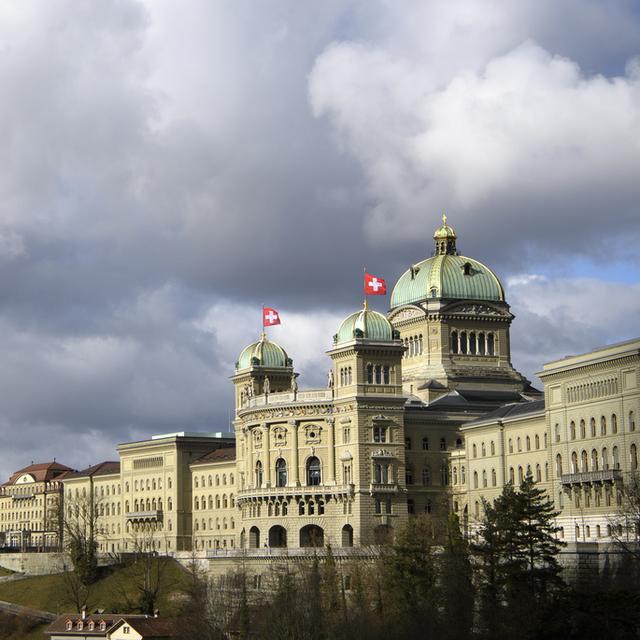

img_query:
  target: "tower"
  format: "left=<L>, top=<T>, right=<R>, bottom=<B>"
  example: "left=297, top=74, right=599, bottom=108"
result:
left=388, top=215, right=536, bottom=403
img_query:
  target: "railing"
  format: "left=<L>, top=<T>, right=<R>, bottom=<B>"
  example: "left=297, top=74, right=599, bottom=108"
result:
left=238, top=484, right=354, bottom=501
left=560, top=469, right=622, bottom=485
left=11, top=494, right=35, bottom=501
left=126, top=510, right=163, bottom=521
left=241, top=388, right=333, bottom=409
left=205, top=546, right=384, bottom=559
left=369, top=483, right=399, bottom=494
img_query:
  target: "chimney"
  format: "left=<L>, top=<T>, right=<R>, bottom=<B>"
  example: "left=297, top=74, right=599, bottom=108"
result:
left=154, top=609, right=159, bottom=618
left=81, top=606, right=87, bottom=620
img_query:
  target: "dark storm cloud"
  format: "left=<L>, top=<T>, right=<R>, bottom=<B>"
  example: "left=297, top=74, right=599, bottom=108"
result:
left=0, top=1, right=638, bottom=477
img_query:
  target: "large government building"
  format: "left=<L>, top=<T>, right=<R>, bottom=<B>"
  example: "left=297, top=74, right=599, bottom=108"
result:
left=1, top=216, right=638, bottom=559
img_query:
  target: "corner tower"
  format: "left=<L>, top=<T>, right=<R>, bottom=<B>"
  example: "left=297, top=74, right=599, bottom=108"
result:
left=388, top=214, right=535, bottom=403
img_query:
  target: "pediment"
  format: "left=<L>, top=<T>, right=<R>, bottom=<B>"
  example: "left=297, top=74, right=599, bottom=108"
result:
left=444, top=302, right=510, bottom=318
left=388, top=305, right=424, bottom=323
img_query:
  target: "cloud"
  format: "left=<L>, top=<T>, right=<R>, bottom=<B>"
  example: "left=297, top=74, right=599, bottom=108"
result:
left=310, top=39, right=640, bottom=266
left=0, top=1, right=638, bottom=478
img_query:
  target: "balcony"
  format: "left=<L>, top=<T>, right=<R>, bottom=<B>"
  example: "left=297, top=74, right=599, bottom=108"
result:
left=369, top=483, right=400, bottom=495
left=126, top=510, right=163, bottom=521
left=11, top=494, right=35, bottom=501
left=240, top=388, right=333, bottom=409
left=560, top=469, right=622, bottom=486
left=237, top=484, right=354, bottom=502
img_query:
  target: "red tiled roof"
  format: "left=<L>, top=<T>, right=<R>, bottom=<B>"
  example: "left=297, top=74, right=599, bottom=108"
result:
left=46, top=613, right=144, bottom=635
left=117, top=616, right=181, bottom=637
left=5, top=461, right=74, bottom=485
left=192, top=447, right=236, bottom=465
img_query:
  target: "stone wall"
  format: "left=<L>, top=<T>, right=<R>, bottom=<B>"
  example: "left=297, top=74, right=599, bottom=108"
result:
left=0, top=552, right=70, bottom=575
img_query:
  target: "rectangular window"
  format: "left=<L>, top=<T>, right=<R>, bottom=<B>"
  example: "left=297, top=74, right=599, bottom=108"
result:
left=373, top=427, right=387, bottom=443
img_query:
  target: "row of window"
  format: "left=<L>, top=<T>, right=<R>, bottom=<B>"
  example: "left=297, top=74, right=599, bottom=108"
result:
left=366, top=364, right=392, bottom=385
left=403, top=335, right=423, bottom=358
left=194, top=494, right=235, bottom=510
left=507, top=463, right=549, bottom=485
left=194, top=472, right=234, bottom=488
left=553, top=411, right=636, bottom=442
left=406, top=436, right=454, bottom=450
left=194, top=517, right=235, bottom=531
left=450, top=330, right=496, bottom=356
left=255, top=457, right=321, bottom=488
left=339, top=367, right=353, bottom=386
left=559, top=444, right=637, bottom=474
left=405, top=464, right=449, bottom=486
left=506, top=433, right=547, bottom=454
left=560, top=486, right=621, bottom=509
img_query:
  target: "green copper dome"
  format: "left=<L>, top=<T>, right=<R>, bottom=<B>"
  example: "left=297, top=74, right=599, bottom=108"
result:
left=236, top=333, right=291, bottom=370
left=390, top=215, right=505, bottom=308
left=335, top=305, right=394, bottom=344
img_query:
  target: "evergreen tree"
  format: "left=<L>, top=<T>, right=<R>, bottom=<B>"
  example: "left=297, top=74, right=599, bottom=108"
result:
left=439, top=513, right=474, bottom=640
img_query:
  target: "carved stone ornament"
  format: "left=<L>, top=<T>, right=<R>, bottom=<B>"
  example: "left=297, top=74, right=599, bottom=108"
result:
left=371, top=449, right=395, bottom=459
left=272, top=426, right=287, bottom=447
left=304, top=424, right=322, bottom=444
left=446, top=303, right=504, bottom=317
left=372, top=414, right=392, bottom=423
left=390, top=307, right=424, bottom=322
left=339, top=417, right=352, bottom=424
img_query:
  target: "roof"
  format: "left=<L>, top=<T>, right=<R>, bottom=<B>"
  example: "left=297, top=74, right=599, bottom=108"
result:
left=114, top=616, right=180, bottom=637
left=192, top=447, right=236, bottom=465
left=464, top=399, right=545, bottom=428
left=334, top=306, right=394, bottom=345
left=390, top=253, right=505, bottom=308
left=237, top=333, right=291, bottom=370
left=64, top=461, right=120, bottom=480
left=46, top=613, right=145, bottom=636
left=5, top=461, right=74, bottom=485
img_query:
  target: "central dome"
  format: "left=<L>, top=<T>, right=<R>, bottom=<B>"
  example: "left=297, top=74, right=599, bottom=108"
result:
left=390, top=215, right=505, bottom=308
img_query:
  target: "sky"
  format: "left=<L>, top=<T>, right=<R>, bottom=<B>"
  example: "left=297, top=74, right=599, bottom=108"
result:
left=0, top=0, right=638, bottom=478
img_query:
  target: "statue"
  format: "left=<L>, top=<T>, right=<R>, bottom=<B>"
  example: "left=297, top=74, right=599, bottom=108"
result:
left=291, top=373, right=298, bottom=396
left=263, top=376, right=270, bottom=395
left=327, top=369, right=334, bottom=388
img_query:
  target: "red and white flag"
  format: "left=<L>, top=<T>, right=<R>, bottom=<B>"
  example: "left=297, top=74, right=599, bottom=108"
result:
left=364, top=273, right=387, bottom=295
left=263, top=307, right=281, bottom=326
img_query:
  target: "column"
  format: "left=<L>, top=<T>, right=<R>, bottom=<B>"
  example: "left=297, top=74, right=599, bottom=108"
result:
left=289, top=420, right=299, bottom=486
left=245, top=428, right=252, bottom=488
left=327, top=418, right=336, bottom=485
left=264, top=424, right=271, bottom=487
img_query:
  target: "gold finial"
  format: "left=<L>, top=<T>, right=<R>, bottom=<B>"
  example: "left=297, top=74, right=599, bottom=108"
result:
left=363, top=298, right=369, bottom=310
left=260, top=331, right=267, bottom=340
left=442, top=212, right=447, bottom=225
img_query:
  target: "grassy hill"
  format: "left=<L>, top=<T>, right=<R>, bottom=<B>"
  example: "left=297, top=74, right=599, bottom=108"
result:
left=0, top=557, right=190, bottom=617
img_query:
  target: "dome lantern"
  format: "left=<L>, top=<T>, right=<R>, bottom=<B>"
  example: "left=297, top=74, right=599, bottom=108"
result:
left=433, top=213, right=457, bottom=256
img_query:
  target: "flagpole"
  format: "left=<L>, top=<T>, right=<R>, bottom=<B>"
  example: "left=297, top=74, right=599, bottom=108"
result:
left=363, top=266, right=368, bottom=309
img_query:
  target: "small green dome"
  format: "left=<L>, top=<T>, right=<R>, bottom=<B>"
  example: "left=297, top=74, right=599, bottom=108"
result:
left=236, top=333, right=291, bottom=370
left=390, top=254, right=505, bottom=308
left=335, top=306, right=394, bottom=344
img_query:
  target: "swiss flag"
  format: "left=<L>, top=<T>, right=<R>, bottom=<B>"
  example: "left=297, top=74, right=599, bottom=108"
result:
left=364, top=273, right=387, bottom=295
left=263, top=307, right=281, bottom=326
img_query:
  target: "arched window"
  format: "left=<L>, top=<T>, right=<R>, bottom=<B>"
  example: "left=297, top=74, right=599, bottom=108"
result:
left=366, top=364, right=373, bottom=384
left=478, top=332, right=486, bottom=355
left=440, top=464, right=449, bottom=485
left=482, top=470, right=487, bottom=488
left=591, top=449, right=599, bottom=471
left=535, top=434, right=540, bottom=449
left=570, top=421, right=576, bottom=439
left=536, top=464, right=542, bottom=482
left=255, top=461, right=263, bottom=488
left=472, top=444, right=477, bottom=458
left=451, top=331, right=459, bottom=354
left=613, top=446, right=620, bottom=469
left=459, top=331, right=467, bottom=354
left=469, top=332, right=477, bottom=355
left=580, top=420, right=586, bottom=438
left=422, top=437, right=429, bottom=450
left=491, top=469, right=497, bottom=486
left=518, top=466, right=524, bottom=483
left=581, top=450, right=588, bottom=472
left=602, top=447, right=609, bottom=469
left=556, top=454, right=563, bottom=476
left=600, top=416, right=607, bottom=436
left=481, top=442, right=486, bottom=456
left=631, top=444, right=638, bottom=471
left=487, top=333, right=495, bottom=356
left=473, top=471, right=478, bottom=489
left=526, top=436, right=531, bottom=451
left=630, top=411, right=636, bottom=432
left=508, top=439, right=513, bottom=453
left=612, top=414, right=618, bottom=434
left=422, top=466, right=431, bottom=486
left=307, top=457, right=321, bottom=486
left=276, top=459, right=287, bottom=487
left=490, top=441, right=495, bottom=455
left=509, top=467, right=515, bottom=483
